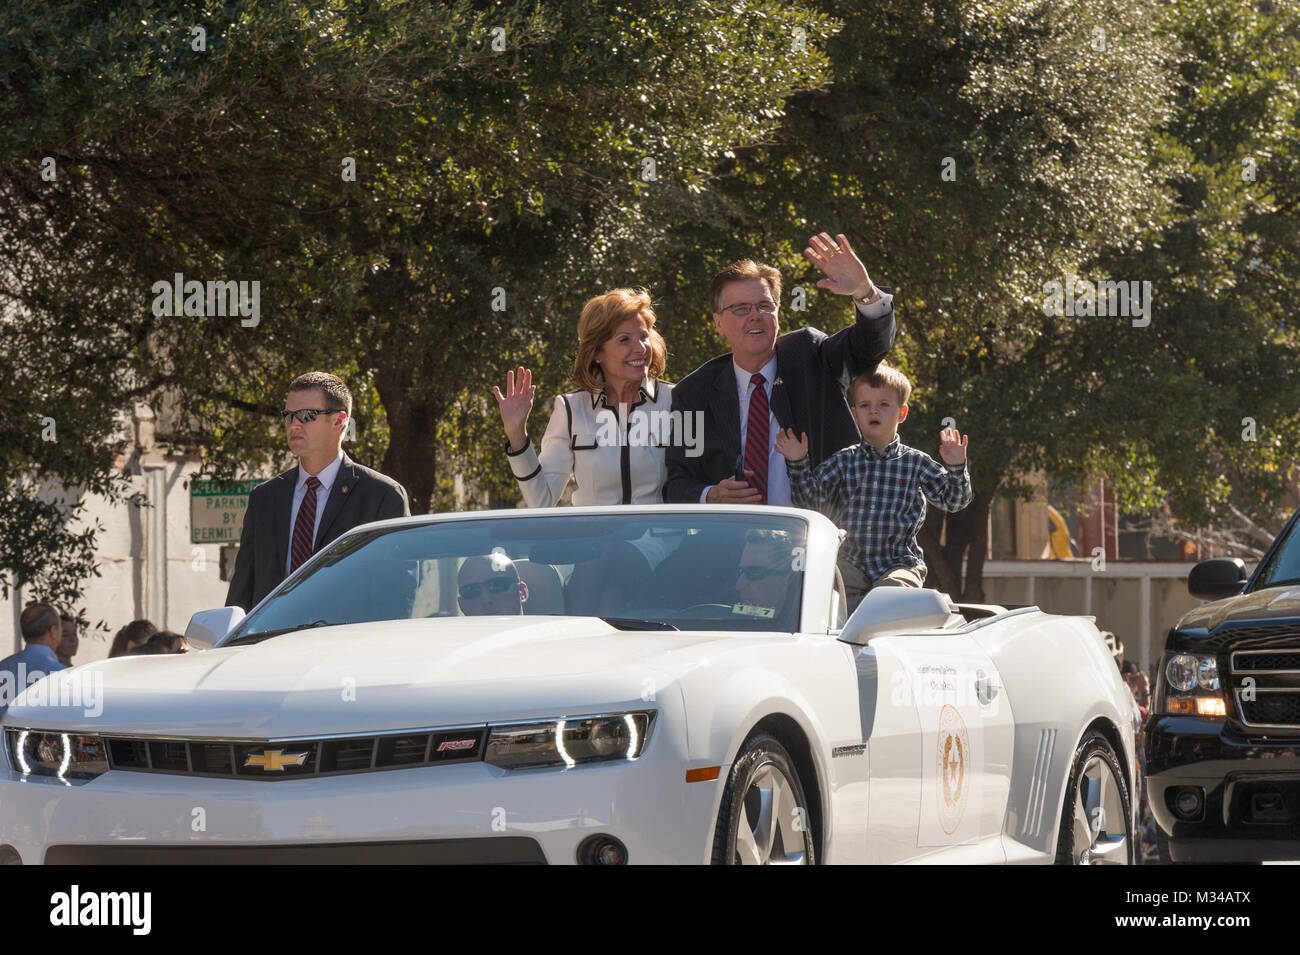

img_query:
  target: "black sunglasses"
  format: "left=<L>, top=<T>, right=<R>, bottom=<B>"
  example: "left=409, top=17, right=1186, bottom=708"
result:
left=738, top=565, right=785, bottom=581
left=280, top=408, right=345, bottom=424
left=458, top=577, right=518, bottom=600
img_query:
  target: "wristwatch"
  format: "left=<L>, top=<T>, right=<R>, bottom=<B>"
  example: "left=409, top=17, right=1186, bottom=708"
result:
left=853, top=284, right=881, bottom=306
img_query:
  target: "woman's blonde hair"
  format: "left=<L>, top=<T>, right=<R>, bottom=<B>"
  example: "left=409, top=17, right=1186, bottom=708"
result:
left=570, top=287, right=667, bottom=394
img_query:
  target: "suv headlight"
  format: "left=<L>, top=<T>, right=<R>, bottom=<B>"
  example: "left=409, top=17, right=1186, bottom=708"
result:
left=7, top=730, right=109, bottom=781
left=1156, top=653, right=1226, bottom=717
left=484, top=712, right=654, bottom=770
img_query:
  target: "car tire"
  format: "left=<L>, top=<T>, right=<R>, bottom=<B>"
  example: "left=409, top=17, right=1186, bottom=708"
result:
left=711, top=732, right=816, bottom=865
left=1054, top=730, right=1133, bottom=865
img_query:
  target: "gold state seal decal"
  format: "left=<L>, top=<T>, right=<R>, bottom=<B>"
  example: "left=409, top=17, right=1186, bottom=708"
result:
left=936, top=704, right=970, bottom=834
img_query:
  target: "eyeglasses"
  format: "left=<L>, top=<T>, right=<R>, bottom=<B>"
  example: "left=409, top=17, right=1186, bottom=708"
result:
left=738, top=565, right=785, bottom=581
left=458, top=577, right=519, bottom=600
left=280, top=408, right=346, bottom=424
left=720, top=301, right=778, bottom=317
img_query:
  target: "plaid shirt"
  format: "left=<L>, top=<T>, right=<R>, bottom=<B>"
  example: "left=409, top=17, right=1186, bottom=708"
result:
left=787, top=436, right=972, bottom=579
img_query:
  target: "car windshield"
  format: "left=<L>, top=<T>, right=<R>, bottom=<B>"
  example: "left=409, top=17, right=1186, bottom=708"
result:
left=1254, top=512, right=1300, bottom=589
left=229, top=512, right=809, bottom=640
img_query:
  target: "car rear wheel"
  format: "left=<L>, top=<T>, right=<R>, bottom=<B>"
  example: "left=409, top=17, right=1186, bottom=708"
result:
left=1054, top=731, right=1132, bottom=865
left=711, top=732, right=816, bottom=865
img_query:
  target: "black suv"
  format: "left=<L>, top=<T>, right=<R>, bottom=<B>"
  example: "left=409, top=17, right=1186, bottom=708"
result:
left=1145, top=512, right=1300, bottom=862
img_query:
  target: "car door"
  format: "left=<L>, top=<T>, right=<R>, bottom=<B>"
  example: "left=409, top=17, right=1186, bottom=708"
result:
left=862, top=630, right=1014, bottom=863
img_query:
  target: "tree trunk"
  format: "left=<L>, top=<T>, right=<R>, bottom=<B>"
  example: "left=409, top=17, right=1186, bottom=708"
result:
left=921, top=486, right=997, bottom=603
left=377, top=384, right=441, bottom=516
left=957, top=489, right=994, bottom=603
left=919, top=509, right=959, bottom=595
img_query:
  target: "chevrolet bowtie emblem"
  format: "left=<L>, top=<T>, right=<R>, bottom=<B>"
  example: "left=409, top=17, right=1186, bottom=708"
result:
left=244, top=749, right=309, bottom=771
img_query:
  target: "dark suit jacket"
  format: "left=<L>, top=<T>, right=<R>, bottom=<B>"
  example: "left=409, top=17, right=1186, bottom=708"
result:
left=225, top=452, right=411, bottom=610
left=664, top=294, right=895, bottom=503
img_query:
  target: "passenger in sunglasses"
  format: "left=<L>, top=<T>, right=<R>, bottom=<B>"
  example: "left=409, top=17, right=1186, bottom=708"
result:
left=225, top=371, right=410, bottom=612
left=734, top=529, right=798, bottom=620
left=457, top=554, right=528, bottom=616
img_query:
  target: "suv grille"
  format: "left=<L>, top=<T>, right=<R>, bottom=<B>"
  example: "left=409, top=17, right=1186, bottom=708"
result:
left=1239, top=694, right=1300, bottom=726
left=1229, top=648, right=1300, bottom=728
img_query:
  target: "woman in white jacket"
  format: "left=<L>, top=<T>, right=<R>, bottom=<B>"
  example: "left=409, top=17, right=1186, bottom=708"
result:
left=493, top=288, right=674, bottom=614
left=494, top=287, right=674, bottom=508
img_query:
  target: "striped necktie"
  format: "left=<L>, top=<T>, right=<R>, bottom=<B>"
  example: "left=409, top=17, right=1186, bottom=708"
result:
left=744, top=373, right=769, bottom=504
left=290, top=476, right=322, bottom=572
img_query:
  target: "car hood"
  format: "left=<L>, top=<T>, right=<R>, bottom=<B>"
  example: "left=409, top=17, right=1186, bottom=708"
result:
left=1175, top=584, right=1300, bottom=635
left=3, top=616, right=769, bottom=738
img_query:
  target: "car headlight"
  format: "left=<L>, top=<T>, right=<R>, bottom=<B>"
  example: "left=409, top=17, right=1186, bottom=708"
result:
left=7, top=730, right=109, bottom=781
left=484, top=712, right=653, bottom=770
left=1156, top=653, right=1226, bottom=718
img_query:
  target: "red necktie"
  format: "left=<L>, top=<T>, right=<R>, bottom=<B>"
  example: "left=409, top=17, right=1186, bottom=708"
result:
left=290, top=476, right=322, bottom=571
left=744, top=373, right=769, bottom=504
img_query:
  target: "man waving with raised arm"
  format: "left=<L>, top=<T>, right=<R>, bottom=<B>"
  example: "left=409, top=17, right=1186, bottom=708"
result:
left=664, top=233, right=895, bottom=505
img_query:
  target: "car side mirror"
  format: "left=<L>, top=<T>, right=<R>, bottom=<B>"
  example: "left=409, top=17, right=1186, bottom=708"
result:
left=1187, top=558, right=1248, bottom=602
left=837, top=587, right=963, bottom=646
left=186, top=607, right=245, bottom=645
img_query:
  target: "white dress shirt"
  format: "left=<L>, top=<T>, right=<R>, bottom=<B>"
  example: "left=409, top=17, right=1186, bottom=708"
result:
left=507, top=380, right=674, bottom=507
left=701, top=294, right=894, bottom=504
left=286, top=449, right=345, bottom=574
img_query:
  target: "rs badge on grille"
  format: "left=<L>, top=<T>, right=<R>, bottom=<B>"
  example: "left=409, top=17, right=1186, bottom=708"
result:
left=437, top=738, right=476, bottom=752
left=244, top=749, right=310, bottom=771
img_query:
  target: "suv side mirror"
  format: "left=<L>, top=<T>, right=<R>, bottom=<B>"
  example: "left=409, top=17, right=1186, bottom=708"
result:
left=1188, top=558, right=1248, bottom=602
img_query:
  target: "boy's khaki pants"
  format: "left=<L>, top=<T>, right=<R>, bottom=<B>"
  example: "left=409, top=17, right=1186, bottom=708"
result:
left=839, top=561, right=926, bottom=614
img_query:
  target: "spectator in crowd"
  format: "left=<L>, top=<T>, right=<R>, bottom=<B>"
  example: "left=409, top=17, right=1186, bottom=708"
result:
left=496, top=288, right=675, bottom=507
left=664, top=232, right=895, bottom=504
left=0, top=604, right=69, bottom=718
left=57, top=614, right=79, bottom=666
left=1101, top=630, right=1124, bottom=670
left=129, top=631, right=187, bottom=655
left=1130, top=670, right=1151, bottom=722
left=457, top=555, right=527, bottom=616
left=109, top=619, right=158, bottom=658
left=226, top=371, right=411, bottom=612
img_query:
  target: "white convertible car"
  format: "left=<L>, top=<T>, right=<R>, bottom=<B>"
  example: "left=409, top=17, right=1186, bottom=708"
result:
left=0, top=506, right=1135, bottom=865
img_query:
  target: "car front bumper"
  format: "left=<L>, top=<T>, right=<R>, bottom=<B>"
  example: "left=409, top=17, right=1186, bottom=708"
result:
left=1144, top=714, right=1300, bottom=862
left=0, top=730, right=720, bottom=865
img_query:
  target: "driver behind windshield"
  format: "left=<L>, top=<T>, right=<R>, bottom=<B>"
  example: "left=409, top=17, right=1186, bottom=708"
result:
left=457, top=554, right=529, bottom=616
left=735, top=529, right=797, bottom=620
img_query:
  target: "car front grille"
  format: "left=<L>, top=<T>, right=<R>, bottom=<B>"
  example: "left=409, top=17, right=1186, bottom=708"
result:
left=1239, top=693, right=1300, bottom=727
left=45, top=837, right=547, bottom=864
left=1230, top=649, right=1300, bottom=729
left=5, top=726, right=489, bottom=780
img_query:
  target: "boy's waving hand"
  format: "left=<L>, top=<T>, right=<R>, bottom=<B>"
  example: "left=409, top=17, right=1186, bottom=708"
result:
left=939, top=428, right=969, bottom=466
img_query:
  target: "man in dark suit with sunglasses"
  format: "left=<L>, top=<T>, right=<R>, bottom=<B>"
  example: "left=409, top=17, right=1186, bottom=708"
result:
left=225, top=372, right=411, bottom=611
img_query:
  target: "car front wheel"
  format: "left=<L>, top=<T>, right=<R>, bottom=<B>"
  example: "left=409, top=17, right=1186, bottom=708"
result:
left=711, top=732, right=816, bottom=865
left=1054, top=731, right=1132, bottom=865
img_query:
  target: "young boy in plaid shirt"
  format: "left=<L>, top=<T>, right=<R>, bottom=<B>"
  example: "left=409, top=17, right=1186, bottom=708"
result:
left=775, top=361, right=971, bottom=608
